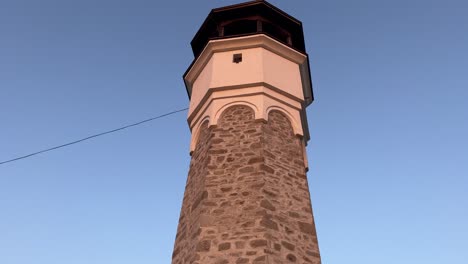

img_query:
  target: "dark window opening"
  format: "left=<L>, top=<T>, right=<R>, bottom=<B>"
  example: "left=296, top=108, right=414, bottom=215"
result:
left=208, top=24, right=220, bottom=38
left=262, top=21, right=291, bottom=45
left=223, top=20, right=258, bottom=37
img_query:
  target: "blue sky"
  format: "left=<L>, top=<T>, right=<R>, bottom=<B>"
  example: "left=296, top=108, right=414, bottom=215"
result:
left=0, top=0, right=467, bottom=263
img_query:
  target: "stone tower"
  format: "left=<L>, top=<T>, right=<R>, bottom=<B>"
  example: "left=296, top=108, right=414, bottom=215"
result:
left=172, top=1, right=321, bottom=263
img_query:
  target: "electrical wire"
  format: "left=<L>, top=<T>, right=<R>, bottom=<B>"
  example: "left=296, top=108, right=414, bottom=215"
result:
left=0, top=107, right=189, bottom=166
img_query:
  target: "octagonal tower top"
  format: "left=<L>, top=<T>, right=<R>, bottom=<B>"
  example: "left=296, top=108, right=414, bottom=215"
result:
left=190, top=0, right=306, bottom=58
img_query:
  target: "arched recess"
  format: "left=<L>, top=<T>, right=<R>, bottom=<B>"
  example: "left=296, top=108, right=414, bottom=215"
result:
left=265, top=105, right=301, bottom=136
left=190, top=117, right=210, bottom=155
left=213, top=101, right=259, bottom=125
left=217, top=104, right=256, bottom=126
left=267, top=108, right=309, bottom=171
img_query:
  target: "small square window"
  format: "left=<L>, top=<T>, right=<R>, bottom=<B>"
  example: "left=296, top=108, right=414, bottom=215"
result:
left=233, top=53, right=242, bottom=63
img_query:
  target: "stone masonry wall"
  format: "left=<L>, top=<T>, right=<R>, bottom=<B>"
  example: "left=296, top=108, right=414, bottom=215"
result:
left=172, top=105, right=321, bottom=264
left=172, top=120, right=212, bottom=264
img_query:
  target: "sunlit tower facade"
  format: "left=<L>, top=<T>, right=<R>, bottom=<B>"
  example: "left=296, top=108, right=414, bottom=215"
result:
left=172, top=1, right=321, bottom=263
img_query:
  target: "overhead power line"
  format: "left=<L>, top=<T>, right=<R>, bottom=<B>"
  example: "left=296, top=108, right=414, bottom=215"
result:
left=0, top=107, right=189, bottom=166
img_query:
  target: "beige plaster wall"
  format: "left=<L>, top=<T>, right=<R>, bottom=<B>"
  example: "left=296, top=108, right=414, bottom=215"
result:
left=262, top=48, right=303, bottom=100
left=189, top=43, right=305, bottom=118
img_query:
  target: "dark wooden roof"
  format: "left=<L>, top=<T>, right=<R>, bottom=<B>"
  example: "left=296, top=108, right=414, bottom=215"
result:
left=190, top=0, right=306, bottom=58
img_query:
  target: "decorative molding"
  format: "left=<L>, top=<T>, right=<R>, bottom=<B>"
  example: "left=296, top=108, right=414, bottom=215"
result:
left=265, top=105, right=301, bottom=137
left=214, top=101, right=260, bottom=123
left=188, top=86, right=304, bottom=153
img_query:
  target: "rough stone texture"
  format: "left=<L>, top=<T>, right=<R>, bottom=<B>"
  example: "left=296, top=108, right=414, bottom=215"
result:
left=172, top=105, right=321, bottom=264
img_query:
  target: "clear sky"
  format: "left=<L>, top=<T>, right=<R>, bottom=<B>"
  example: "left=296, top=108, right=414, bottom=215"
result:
left=1, top=0, right=467, bottom=263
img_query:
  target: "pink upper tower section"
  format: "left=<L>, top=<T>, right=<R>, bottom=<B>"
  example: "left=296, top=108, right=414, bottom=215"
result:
left=183, top=0, right=314, bottom=153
